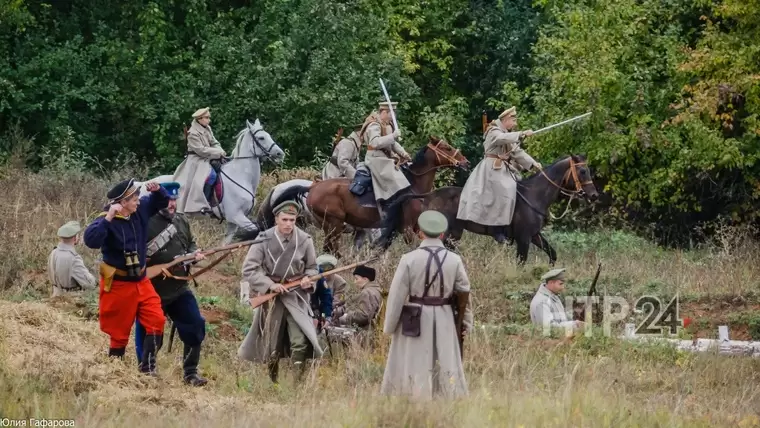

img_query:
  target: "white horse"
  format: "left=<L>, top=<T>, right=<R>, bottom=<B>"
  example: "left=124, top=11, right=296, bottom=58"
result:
left=137, top=118, right=285, bottom=243
left=256, top=178, right=380, bottom=252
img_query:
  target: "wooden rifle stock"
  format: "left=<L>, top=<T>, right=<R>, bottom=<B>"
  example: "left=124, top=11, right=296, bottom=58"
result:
left=146, top=239, right=257, bottom=280
left=453, top=291, right=469, bottom=359
left=248, top=257, right=378, bottom=310
left=481, top=111, right=487, bottom=133
left=580, top=262, right=603, bottom=324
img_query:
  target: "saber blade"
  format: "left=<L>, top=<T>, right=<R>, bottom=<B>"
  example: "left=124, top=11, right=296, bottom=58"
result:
left=533, top=112, right=592, bottom=135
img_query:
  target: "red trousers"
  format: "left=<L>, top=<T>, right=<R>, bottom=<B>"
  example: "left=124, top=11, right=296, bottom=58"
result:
left=99, top=276, right=165, bottom=349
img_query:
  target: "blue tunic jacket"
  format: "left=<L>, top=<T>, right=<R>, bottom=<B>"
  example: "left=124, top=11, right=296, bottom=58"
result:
left=84, top=188, right=169, bottom=281
left=311, top=265, right=334, bottom=318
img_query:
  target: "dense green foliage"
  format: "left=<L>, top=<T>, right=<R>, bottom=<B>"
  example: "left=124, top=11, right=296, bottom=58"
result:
left=1, top=0, right=759, bottom=243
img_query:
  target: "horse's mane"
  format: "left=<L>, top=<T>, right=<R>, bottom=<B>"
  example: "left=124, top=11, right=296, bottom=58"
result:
left=518, top=154, right=582, bottom=188
left=410, top=144, right=430, bottom=167
left=231, top=128, right=249, bottom=158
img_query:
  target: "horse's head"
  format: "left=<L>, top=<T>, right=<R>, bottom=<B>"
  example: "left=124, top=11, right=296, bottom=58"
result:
left=243, top=118, right=285, bottom=164
left=426, top=136, right=470, bottom=171
left=567, top=155, right=598, bottom=202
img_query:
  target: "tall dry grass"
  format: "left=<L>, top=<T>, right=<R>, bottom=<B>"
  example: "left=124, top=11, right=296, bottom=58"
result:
left=2, top=161, right=760, bottom=427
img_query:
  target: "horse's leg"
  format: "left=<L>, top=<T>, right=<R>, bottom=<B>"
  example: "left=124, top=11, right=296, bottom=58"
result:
left=531, top=233, right=557, bottom=266
left=515, top=235, right=531, bottom=267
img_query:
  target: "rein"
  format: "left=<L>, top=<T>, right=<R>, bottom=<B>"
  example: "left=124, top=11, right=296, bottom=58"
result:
left=518, top=156, right=592, bottom=220
left=403, top=141, right=464, bottom=177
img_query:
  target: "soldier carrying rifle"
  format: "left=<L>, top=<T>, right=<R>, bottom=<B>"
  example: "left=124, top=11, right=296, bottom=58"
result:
left=380, top=210, right=473, bottom=400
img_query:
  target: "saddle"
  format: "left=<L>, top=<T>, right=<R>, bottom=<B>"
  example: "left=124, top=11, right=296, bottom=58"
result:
left=348, top=167, right=377, bottom=208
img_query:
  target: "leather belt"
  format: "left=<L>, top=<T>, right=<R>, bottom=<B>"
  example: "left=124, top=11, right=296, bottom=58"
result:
left=409, top=296, right=452, bottom=306
left=485, top=154, right=511, bottom=170
left=267, top=274, right=305, bottom=283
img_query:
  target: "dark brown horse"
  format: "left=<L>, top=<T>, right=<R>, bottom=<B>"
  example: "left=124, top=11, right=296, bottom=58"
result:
left=269, top=137, right=470, bottom=257
left=421, top=154, right=599, bottom=265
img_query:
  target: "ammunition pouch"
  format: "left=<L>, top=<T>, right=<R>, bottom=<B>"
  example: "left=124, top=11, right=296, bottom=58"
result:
left=400, top=303, right=422, bottom=337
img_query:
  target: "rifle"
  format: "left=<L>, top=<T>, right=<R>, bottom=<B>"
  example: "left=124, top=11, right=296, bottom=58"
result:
left=248, top=257, right=378, bottom=310
left=452, top=291, right=470, bottom=359
left=482, top=111, right=487, bottom=133
left=582, top=262, right=603, bottom=324
left=146, top=239, right=257, bottom=281
left=333, top=127, right=344, bottom=146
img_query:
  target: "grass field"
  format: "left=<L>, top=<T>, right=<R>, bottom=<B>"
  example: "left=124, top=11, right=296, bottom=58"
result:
left=1, top=164, right=760, bottom=427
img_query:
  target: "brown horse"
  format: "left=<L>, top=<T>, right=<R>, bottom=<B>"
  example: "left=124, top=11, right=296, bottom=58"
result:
left=269, top=137, right=470, bottom=257
left=421, top=154, right=599, bottom=265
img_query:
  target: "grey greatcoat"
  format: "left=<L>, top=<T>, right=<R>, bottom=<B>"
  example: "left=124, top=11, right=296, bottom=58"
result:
left=173, top=120, right=227, bottom=213
left=380, top=238, right=474, bottom=400
left=456, top=120, right=539, bottom=225
left=361, top=113, right=411, bottom=202
left=322, top=131, right=362, bottom=180
left=237, top=227, right=323, bottom=363
left=47, top=243, right=97, bottom=297
left=530, top=283, right=576, bottom=332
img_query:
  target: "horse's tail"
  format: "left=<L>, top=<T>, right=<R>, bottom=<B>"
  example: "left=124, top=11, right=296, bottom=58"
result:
left=269, top=183, right=311, bottom=218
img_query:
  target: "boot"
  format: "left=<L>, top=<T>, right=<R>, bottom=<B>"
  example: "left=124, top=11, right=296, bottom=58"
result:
left=108, top=347, right=125, bottom=359
left=267, top=359, right=279, bottom=384
left=138, top=334, right=163, bottom=376
left=493, top=226, right=508, bottom=244
left=182, top=343, right=208, bottom=387
left=203, top=182, right=215, bottom=204
left=373, top=199, right=403, bottom=250
left=293, top=361, right=306, bottom=383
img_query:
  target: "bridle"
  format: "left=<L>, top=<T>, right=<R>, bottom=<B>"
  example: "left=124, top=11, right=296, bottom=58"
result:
left=226, top=128, right=280, bottom=162
left=403, top=140, right=467, bottom=176
left=536, top=156, right=593, bottom=198
left=527, top=156, right=594, bottom=220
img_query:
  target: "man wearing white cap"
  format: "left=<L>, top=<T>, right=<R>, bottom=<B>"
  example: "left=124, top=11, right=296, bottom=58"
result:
left=456, top=106, right=541, bottom=243
left=530, top=268, right=583, bottom=334
left=47, top=220, right=97, bottom=297
left=173, top=107, right=227, bottom=214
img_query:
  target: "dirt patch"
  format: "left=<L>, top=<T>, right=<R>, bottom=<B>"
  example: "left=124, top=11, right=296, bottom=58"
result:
left=200, top=307, right=230, bottom=324
left=679, top=301, right=760, bottom=340
left=213, top=322, right=241, bottom=341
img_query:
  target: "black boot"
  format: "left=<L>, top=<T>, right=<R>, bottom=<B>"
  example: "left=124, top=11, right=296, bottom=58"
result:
left=182, top=343, right=208, bottom=387
left=373, top=198, right=404, bottom=250
left=493, top=225, right=508, bottom=244
left=203, top=182, right=215, bottom=204
left=138, top=334, right=163, bottom=376
left=108, top=347, right=125, bottom=359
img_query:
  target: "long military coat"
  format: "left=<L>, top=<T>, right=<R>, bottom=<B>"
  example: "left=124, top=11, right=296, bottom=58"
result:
left=237, top=226, right=322, bottom=363
left=47, top=243, right=97, bottom=297
left=530, top=283, right=576, bottom=332
left=322, top=131, right=362, bottom=180
left=340, top=282, right=383, bottom=328
left=380, top=238, right=474, bottom=400
left=361, top=114, right=411, bottom=202
left=173, top=120, right=226, bottom=213
left=456, top=120, right=539, bottom=225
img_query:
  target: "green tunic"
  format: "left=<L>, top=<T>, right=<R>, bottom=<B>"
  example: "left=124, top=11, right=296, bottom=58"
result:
left=145, top=211, right=198, bottom=303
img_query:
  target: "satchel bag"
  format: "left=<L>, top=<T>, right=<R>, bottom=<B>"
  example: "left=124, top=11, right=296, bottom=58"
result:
left=400, top=303, right=422, bottom=337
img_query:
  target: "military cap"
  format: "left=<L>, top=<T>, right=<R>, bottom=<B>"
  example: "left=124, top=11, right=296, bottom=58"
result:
left=541, top=268, right=566, bottom=282
left=273, top=200, right=300, bottom=216
left=316, top=254, right=339, bottom=269
left=378, top=101, right=398, bottom=112
left=353, top=265, right=376, bottom=281
left=192, top=107, right=210, bottom=119
left=57, top=221, right=81, bottom=238
left=160, top=182, right=181, bottom=200
left=107, top=178, right=138, bottom=203
left=498, top=106, right=517, bottom=119
left=417, top=210, right=448, bottom=236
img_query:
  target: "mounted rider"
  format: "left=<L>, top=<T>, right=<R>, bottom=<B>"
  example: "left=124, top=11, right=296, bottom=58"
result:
left=456, top=106, right=541, bottom=243
left=173, top=107, right=227, bottom=214
left=322, top=124, right=364, bottom=180
left=360, top=101, right=412, bottom=249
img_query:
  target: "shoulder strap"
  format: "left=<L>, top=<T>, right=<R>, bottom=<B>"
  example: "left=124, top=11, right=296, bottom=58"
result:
left=420, top=247, right=448, bottom=297
left=146, top=223, right=178, bottom=257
